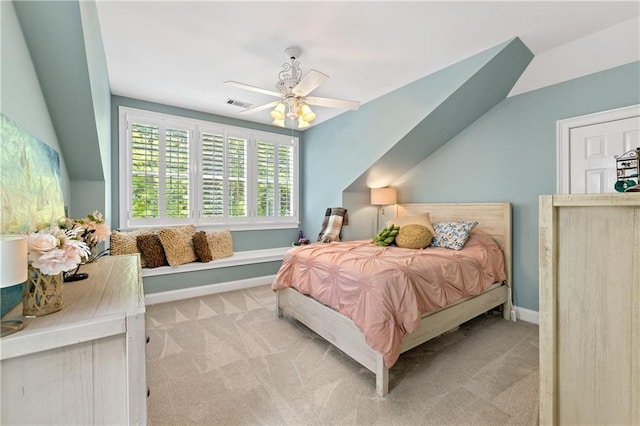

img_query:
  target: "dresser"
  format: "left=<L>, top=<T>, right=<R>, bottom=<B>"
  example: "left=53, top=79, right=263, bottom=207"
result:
left=0, top=255, right=147, bottom=425
left=539, top=193, right=640, bottom=425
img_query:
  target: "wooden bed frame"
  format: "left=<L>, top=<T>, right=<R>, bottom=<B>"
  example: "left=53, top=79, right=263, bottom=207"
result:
left=275, top=202, right=513, bottom=396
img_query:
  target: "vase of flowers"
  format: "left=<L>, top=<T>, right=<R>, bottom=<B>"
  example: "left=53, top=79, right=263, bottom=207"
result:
left=24, top=225, right=90, bottom=316
left=59, top=211, right=110, bottom=282
left=23, top=211, right=109, bottom=316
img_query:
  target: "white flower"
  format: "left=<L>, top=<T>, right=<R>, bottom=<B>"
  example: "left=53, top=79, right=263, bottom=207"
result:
left=28, top=232, right=58, bottom=253
left=30, top=249, right=75, bottom=275
left=65, top=238, right=91, bottom=260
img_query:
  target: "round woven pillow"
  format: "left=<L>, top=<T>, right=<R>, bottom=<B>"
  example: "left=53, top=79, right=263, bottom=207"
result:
left=395, top=224, right=433, bottom=249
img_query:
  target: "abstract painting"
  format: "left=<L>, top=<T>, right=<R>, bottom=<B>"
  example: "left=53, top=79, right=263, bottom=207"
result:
left=0, top=113, right=65, bottom=234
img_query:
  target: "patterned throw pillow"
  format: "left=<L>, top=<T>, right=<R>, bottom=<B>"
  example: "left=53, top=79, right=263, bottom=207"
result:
left=157, top=225, right=197, bottom=266
left=430, top=221, right=479, bottom=250
left=192, top=231, right=213, bottom=263
left=136, top=234, right=168, bottom=268
left=109, top=229, right=154, bottom=267
left=206, top=229, right=233, bottom=259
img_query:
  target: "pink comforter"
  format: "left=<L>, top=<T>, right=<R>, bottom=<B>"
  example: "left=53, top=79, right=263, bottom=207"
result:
left=272, top=231, right=506, bottom=368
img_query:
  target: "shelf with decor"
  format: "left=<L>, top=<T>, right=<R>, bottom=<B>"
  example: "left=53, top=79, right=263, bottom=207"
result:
left=614, top=147, right=640, bottom=192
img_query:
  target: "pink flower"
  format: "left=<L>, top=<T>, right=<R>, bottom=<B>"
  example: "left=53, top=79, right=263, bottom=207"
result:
left=93, top=222, right=110, bottom=242
left=31, top=246, right=79, bottom=275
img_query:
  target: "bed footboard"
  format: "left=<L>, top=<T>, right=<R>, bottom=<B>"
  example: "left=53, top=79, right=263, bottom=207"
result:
left=276, top=287, right=390, bottom=395
left=275, top=284, right=509, bottom=396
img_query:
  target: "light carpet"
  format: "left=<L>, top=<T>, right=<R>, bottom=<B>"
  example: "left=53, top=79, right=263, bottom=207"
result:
left=145, top=285, right=539, bottom=425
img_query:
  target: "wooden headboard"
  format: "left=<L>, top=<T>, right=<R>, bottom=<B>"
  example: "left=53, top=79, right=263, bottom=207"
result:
left=395, top=203, right=512, bottom=286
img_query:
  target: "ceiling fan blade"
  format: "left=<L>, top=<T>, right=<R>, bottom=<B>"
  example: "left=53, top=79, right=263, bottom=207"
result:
left=238, top=100, right=282, bottom=115
left=292, top=69, right=329, bottom=97
left=225, top=81, right=283, bottom=98
left=304, top=96, right=360, bottom=111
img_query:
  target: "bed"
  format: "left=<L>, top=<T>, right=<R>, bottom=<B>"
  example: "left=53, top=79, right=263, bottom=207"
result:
left=272, top=202, right=512, bottom=396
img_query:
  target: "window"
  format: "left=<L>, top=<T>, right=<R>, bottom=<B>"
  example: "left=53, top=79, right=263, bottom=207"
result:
left=119, top=107, right=298, bottom=230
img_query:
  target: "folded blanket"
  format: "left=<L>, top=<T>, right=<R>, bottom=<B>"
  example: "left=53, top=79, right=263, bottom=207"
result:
left=317, top=207, right=348, bottom=243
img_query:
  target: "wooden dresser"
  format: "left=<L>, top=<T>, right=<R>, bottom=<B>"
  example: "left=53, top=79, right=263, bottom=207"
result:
left=539, top=193, right=640, bottom=425
left=0, top=255, right=147, bottom=425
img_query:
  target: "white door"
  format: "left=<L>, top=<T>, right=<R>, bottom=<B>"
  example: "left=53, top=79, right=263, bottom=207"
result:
left=569, top=117, right=640, bottom=193
left=557, top=105, right=640, bottom=194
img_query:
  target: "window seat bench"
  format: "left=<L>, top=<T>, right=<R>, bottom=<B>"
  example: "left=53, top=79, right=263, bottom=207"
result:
left=141, top=246, right=291, bottom=305
left=141, top=246, right=291, bottom=278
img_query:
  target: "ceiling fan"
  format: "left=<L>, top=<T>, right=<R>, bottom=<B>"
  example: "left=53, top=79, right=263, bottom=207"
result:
left=225, top=46, right=360, bottom=128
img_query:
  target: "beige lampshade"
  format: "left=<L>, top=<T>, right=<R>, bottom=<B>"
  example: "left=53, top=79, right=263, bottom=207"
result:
left=370, top=187, right=397, bottom=205
left=0, top=235, right=28, bottom=287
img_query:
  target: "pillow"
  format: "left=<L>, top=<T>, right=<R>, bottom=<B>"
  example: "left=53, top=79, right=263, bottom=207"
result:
left=136, top=234, right=168, bottom=268
left=206, top=229, right=233, bottom=259
left=109, top=229, right=154, bottom=267
left=395, top=224, right=433, bottom=249
left=192, top=231, right=213, bottom=263
left=157, top=225, right=197, bottom=266
left=386, top=213, right=435, bottom=236
left=430, top=221, right=479, bottom=250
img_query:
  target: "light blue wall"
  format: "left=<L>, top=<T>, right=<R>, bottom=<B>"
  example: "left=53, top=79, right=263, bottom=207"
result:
left=302, top=59, right=639, bottom=313
left=75, top=0, right=112, bottom=221
left=300, top=39, right=531, bottom=241
left=0, top=1, right=70, bottom=202
left=0, top=1, right=70, bottom=316
left=13, top=0, right=112, bottom=219
left=396, top=61, right=640, bottom=311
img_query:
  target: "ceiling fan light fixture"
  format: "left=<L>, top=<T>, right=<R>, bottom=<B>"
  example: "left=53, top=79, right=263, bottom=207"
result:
left=226, top=46, right=360, bottom=129
left=297, top=115, right=310, bottom=129
left=300, top=104, right=316, bottom=122
left=270, top=102, right=286, bottom=120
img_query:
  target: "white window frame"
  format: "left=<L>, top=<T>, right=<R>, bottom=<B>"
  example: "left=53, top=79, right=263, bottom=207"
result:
left=119, top=106, right=299, bottom=231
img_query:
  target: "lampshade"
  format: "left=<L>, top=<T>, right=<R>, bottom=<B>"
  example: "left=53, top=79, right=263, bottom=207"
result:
left=0, top=235, right=28, bottom=287
left=297, top=115, right=310, bottom=129
left=270, top=102, right=286, bottom=120
left=300, top=104, right=316, bottom=122
left=272, top=118, right=285, bottom=127
left=370, top=187, right=397, bottom=206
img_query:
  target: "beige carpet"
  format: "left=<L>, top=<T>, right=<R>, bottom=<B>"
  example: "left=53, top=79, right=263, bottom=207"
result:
left=145, top=285, right=539, bottom=425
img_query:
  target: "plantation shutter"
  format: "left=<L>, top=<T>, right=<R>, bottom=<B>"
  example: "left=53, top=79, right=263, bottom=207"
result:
left=121, top=107, right=298, bottom=229
left=227, top=135, right=248, bottom=218
left=278, top=144, right=294, bottom=217
left=126, top=115, right=192, bottom=225
left=201, top=131, right=225, bottom=218
left=256, top=142, right=275, bottom=217
left=164, top=127, right=190, bottom=218
left=255, top=138, right=296, bottom=221
left=130, top=121, right=160, bottom=219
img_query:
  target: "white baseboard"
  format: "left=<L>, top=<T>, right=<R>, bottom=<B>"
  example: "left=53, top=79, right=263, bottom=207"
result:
left=144, top=274, right=276, bottom=305
left=514, top=306, right=539, bottom=324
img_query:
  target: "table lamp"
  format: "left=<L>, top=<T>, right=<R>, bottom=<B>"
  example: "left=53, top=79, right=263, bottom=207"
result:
left=1, top=235, right=28, bottom=337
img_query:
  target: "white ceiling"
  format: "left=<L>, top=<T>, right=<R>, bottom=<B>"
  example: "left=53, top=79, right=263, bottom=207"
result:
left=95, top=1, right=640, bottom=130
